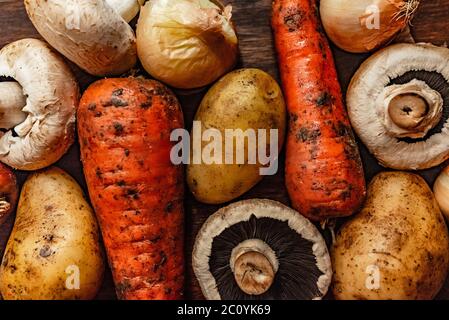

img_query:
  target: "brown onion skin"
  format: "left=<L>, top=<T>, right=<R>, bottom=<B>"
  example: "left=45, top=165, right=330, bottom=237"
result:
left=320, top=0, right=415, bottom=53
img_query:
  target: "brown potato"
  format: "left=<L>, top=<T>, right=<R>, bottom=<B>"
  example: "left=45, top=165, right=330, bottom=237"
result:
left=187, top=68, right=286, bottom=204
left=332, top=171, right=449, bottom=300
left=0, top=167, right=104, bottom=300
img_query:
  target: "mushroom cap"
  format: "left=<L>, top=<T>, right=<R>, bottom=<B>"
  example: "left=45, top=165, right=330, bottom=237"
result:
left=192, top=199, right=332, bottom=300
left=347, top=43, right=449, bottom=170
left=0, top=38, right=79, bottom=170
left=25, top=0, right=137, bottom=76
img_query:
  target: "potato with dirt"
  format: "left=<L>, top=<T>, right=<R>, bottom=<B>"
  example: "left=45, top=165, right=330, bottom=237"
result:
left=0, top=167, right=104, bottom=300
left=332, top=171, right=449, bottom=300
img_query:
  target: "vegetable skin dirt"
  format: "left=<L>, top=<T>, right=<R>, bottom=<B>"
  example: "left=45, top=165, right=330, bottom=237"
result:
left=78, top=77, right=185, bottom=300
left=272, top=0, right=366, bottom=221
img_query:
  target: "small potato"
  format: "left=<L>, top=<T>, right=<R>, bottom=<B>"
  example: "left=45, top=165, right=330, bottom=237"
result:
left=332, top=171, right=449, bottom=300
left=187, top=68, right=286, bottom=204
left=0, top=167, right=104, bottom=300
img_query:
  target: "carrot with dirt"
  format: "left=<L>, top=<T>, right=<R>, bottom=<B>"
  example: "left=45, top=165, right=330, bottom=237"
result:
left=272, top=0, right=366, bottom=221
left=77, top=78, right=184, bottom=300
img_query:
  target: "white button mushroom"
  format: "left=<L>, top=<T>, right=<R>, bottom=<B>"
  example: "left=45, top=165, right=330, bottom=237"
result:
left=24, top=0, right=140, bottom=76
left=347, top=43, right=449, bottom=170
left=0, top=39, right=79, bottom=170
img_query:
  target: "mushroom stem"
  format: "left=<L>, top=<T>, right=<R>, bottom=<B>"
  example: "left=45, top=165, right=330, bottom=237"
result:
left=0, top=82, right=27, bottom=129
left=230, top=239, right=278, bottom=296
left=377, top=79, right=443, bottom=139
left=105, top=0, right=144, bottom=23
left=388, top=93, right=429, bottom=130
left=233, top=251, right=275, bottom=296
left=0, top=196, right=11, bottom=219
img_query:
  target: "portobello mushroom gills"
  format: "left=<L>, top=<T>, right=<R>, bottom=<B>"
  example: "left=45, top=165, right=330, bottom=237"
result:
left=347, top=43, right=449, bottom=170
left=211, top=216, right=324, bottom=299
left=192, top=199, right=332, bottom=300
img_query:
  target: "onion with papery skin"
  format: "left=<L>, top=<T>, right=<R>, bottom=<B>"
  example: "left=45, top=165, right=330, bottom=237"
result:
left=136, top=0, right=238, bottom=89
left=320, top=0, right=420, bottom=53
left=434, top=166, right=449, bottom=221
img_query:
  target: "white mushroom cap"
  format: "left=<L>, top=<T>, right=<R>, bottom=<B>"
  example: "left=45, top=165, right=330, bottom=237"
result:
left=0, top=39, right=79, bottom=170
left=347, top=43, right=449, bottom=170
left=25, top=0, right=137, bottom=76
left=192, top=199, right=332, bottom=300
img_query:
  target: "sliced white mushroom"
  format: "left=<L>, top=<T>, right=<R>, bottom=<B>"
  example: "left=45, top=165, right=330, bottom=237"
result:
left=0, top=38, right=79, bottom=170
left=192, top=199, right=332, bottom=300
left=347, top=43, right=449, bottom=170
left=24, top=0, right=138, bottom=76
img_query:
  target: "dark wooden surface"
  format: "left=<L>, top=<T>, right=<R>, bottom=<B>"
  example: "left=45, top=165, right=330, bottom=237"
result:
left=1, top=0, right=449, bottom=300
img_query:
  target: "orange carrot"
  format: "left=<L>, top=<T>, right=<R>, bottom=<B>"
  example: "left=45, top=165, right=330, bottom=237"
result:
left=272, top=0, right=366, bottom=221
left=78, top=78, right=184, bottom=300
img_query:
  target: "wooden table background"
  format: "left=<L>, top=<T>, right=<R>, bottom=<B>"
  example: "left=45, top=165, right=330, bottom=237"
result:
left=0, top=0, right=449, bottom=300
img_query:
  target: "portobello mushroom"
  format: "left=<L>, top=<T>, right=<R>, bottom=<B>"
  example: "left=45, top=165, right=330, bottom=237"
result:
left=347, top=43, right=449, bottom=170
left=192, top=199, right=332, bottom=300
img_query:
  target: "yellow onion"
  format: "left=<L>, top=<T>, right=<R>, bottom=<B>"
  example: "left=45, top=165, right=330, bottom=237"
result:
left=136, top=0, right=238, bottom=89
left=320, top=0, right=420, bottom=53
left=434, top=166, right=449, bottom=221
